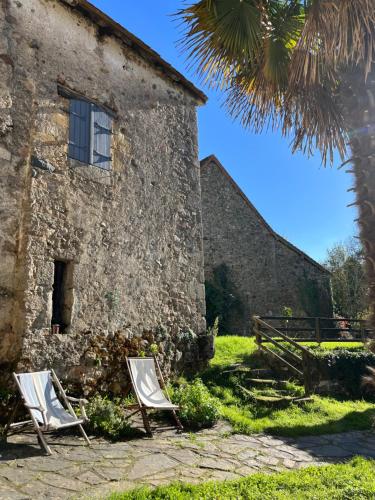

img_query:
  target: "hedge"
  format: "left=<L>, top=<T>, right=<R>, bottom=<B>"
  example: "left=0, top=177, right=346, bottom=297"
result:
left=312, top=349, right=375, bottom=398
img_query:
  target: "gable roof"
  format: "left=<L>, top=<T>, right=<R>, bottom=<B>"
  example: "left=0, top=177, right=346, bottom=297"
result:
left=200, top=155, right=329, bottom=274
left=59, top=0, right=207, bottom=104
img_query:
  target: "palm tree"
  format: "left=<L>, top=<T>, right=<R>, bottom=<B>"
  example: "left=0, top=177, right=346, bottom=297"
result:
left=178, top=0, right=375, bottom=330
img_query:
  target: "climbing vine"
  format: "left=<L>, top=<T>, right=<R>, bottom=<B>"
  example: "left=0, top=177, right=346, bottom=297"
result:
left=205, top=264, right=243, bottom=335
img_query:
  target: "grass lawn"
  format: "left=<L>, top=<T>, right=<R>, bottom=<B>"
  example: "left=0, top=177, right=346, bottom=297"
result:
left=201, top=336, right=375, bottom=437
left=210, top=335, right=259, bottom=367
left=303, top=341, right=364, bottom=350
left=108, top=457, right=375, bottom=499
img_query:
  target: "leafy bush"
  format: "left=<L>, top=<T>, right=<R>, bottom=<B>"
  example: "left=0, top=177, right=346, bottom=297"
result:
left=314, top=349, right=375, bottom=398
left=0, top=388, right=14, bottom=426
left=178, top=328, right=197, bottom=345
left=282, top=306, right=293, bottom=318
left=207, top=317, right=219, bottom=339
left=86, top=395, right=133, bottom=440
left=171, top=379, right=219, bottom=429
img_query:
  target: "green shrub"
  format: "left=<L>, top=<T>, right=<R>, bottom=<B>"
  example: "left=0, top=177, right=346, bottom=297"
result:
left=86, top=395, right=133, bottom=440
left=282, top=306, right=293, bottom=318
left=0, top=388, right=14, bottom=426
left=314, top=349, right=375, bottom=398
left=171, top=379, right=220, bottom=429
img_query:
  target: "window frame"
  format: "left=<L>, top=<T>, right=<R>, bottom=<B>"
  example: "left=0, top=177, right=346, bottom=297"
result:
left=58, top=85, right=116, bottom=171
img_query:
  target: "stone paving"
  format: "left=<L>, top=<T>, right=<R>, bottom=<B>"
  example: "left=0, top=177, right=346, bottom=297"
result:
left=1, top=422, right=375, bottom=499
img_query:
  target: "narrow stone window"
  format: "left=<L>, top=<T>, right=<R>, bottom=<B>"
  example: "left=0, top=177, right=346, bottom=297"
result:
left=51, top=260, right=73, bottom=333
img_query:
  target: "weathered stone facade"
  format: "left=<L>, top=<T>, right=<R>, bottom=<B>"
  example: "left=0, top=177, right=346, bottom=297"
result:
left=0, top=0, right=211, bottom=393
left=200, top=156, right=333, bottom=335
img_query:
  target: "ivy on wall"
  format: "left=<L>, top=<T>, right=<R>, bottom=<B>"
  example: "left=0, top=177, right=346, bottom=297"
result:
left=298, top=270, right=322, bottom=317
left=205, top=264, right=243, bottom=335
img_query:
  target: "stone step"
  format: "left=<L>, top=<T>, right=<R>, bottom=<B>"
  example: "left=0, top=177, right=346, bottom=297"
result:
left=251, top=394, right=312, bottom=407
left=239, top=385, right=310, bottom=407
left=222, top=364, right=253, bottom=374
left=246, top=378, right=292, bottom=389
left=247, top=368, right=275, bottom=378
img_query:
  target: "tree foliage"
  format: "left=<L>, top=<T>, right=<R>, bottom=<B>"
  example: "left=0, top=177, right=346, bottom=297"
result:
left=323, top=238, right=369, bottom=319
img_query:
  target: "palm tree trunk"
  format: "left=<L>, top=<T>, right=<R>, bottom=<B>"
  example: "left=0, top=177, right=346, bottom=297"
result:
left=339, top=67, right=375, bottom=331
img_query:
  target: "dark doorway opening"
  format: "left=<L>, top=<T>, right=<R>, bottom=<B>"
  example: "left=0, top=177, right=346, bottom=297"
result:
left=52, top=260, right=70, bottom=332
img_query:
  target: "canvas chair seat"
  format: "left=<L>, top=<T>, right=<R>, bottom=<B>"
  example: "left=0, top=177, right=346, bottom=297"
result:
left=127, top=358, right=178, bottom=409
left=126, top=357, right=183, bottom=436
left=6, top=369, right=91, bottom=455
left=18, top=372, right=85, bottom=430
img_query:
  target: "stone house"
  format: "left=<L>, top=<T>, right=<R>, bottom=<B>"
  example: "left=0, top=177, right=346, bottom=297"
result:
left=200, top=156, right=333, bottom=335
left=0, top=0, right=211, bottom=393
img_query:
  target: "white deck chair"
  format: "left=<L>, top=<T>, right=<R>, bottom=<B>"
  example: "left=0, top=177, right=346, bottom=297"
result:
left=126, top=357, right=183, bottom=435
left=6, top=369, right=90, bottom=455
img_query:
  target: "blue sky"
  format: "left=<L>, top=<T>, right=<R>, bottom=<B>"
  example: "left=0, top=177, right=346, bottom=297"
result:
left=91, top=0, right=357, bottom=262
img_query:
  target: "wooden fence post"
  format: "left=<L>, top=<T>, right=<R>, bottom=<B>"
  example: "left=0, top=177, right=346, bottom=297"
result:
left=315, top=317, right=321, bottom=345
left=252, top=316, right=261, bottom=348
left=360, top=322, right=365, bottom=343
left=302, top=351, right=313, bottom=397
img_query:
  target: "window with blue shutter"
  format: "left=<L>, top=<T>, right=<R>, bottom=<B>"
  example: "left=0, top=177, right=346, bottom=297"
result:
left=92, top=105, right=112, bottom=170
left=68, top=98, right=113, bottom=170
left=68, top=99, right=90, bottom=164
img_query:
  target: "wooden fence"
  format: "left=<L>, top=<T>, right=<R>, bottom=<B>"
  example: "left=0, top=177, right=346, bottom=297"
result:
left=256, top=316, right=373, bottom=343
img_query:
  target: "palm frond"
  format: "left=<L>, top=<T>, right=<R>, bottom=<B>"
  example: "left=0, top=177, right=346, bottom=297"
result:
left=177, top=0, right=374, bottom=164
left=226, top=73, right=346, bottom=164
left=291, top=0, right=375, bottom=84
left=177, top=0, right=264, bottom=88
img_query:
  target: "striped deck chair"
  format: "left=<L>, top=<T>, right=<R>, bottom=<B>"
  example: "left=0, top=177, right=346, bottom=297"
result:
left=125, top=357, right=183, bottom=436
left=5, top=369, right=90, bottom=455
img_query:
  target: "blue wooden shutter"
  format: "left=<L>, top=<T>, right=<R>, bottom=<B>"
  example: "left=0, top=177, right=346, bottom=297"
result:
left=92, top=106, right=112, bottom=170
left=68, top=99, right=90, bottom=163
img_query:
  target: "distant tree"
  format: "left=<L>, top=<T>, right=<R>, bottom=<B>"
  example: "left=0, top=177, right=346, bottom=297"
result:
left=323, top=238, right=369, bottom=319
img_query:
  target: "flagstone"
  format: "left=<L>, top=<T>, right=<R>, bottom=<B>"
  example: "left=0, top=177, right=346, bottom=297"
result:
left=209, top=470, right=241, bottom=481
left=165, top=448, right=200, bottom=465
left=25, top=458, right=73, bottom=472
left=76, top=470, right=107, bottom=486
left=127, top=453, right=178, bottom=480
left=39, top=472, right=85, bottom=492
left=93, top=466, right=128, bottom=482
left=19, top=481, right=73, bottom=499
left=0, top=486, right=29, bottom=500
left=0, top=467, right=37, bottom=484
left=2, top=426, right=375, bottom=499
left=199, top=457, right=236, bottom=471
left=308, top=445, right=353, bottom=458
left=257, top=455, right=281, bottom=466
left=238, top=449, right=259, bottom=460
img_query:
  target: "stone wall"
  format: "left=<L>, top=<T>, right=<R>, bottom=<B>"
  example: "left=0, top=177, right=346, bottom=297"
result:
left=200, top=156, right=333, bottom=335
left=0, top=0, right=26, bottom=368
left=0, top=0, right=210, bottom=393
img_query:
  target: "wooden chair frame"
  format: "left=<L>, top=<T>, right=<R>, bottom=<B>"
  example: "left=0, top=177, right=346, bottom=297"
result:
left=125, top=356, right=183, bottom=436
left=3, top=369, right=91, bottom=455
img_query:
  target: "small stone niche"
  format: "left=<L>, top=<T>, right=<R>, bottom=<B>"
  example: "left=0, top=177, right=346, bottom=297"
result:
left=51, top=260, right=74, bottom=334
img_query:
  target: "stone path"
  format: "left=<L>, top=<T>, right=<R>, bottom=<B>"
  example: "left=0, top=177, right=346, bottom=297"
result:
left=1, top=422, right=375, bottom=499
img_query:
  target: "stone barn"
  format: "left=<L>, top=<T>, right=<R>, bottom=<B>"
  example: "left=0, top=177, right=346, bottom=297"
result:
left=0, top=0, right=211, bottom=393
left=200, top=155, right=333, bottom=335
